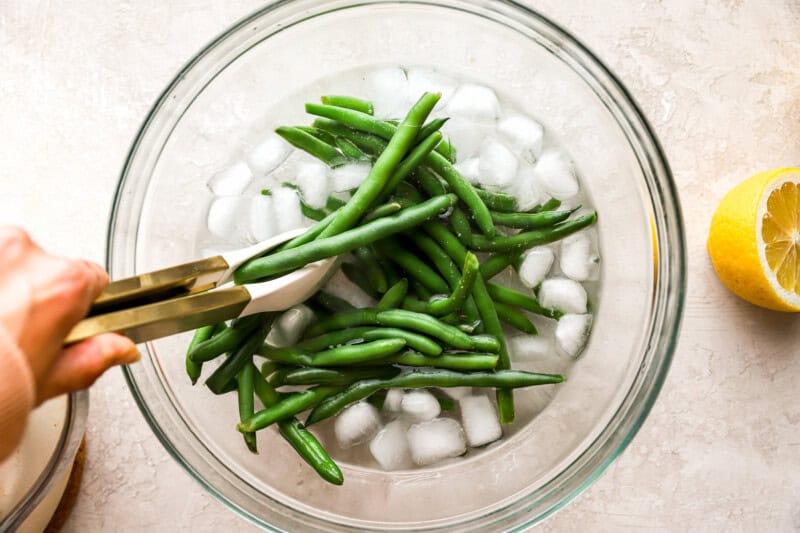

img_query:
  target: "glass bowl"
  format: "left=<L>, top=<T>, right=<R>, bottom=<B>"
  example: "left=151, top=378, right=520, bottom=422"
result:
left=112, top=0, right=685, bottom=530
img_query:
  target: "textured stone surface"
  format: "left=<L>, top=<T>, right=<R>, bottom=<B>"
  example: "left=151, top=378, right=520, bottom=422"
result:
left=2, top=0, right=800, bottom=531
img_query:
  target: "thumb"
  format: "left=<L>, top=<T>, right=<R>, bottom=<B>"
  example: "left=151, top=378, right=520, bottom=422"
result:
left=37, top=334, right=139, bottom=403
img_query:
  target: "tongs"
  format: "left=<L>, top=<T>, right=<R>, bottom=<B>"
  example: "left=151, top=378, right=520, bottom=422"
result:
left=65, top=228, right=339, bottom=344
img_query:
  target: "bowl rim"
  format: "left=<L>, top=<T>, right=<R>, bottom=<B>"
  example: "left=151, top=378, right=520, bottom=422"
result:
left=0, top=391, right=89, bottom=531
left=113, top=0, right=685, bottom=529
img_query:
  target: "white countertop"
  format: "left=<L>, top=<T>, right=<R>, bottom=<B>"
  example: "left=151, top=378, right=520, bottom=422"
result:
left=2, top=0, right=800, bottom=530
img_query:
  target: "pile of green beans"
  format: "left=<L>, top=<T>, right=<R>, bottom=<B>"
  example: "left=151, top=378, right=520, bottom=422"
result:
left=182, top=90, right=597, bottom=485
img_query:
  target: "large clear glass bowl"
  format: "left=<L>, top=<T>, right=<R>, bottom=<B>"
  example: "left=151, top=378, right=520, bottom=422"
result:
left=112, top=0, right=685, bottom=530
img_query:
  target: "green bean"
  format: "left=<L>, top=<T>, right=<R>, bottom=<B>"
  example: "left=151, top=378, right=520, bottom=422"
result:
left=495, top=302, right=538, bottom=334
left=394, top=180, right=425, bottom=203
left=237, top=361, right=258, bottom=453
left=377, top=253, right=402, bottom=286
left=189, top=315, right=263, bottom=363
left=361, top=201, right=403, bottom=224
left=335, top=137, right=370, bottom=161
left=300, top=201, right=328, bottom=222
left=185, top=323, right=224, bottom=385
left=353, top=245, right=388, bottom=294
left=375, top=132, right=443, bottom=205
left=375, top=309, right=478, bottom=350
left=373, top=351, right=499, bottom=370
left=342, top=262, right=382, bottom=299
left=326, top=195, right=346, bottom=211
left=273, top=366, right=401, bottom=387
left=276, top=210, right=338, bottom=252
left=490, top=209, right=575, bottom=230
left=321, top=94, right=375, bottom=115
left=366, top=390, right=387, bottom=410
left=378, top=278, right=409, bottom=310
left=235, top=194, right=457, bottom=283
left=278, top=418, right=344, bottom=485
left=313, top=339, right=408, bottom=366
left=411, top=281, right=433, bottom=301
left=306, top=368, right=564, bottom=425
left=304, top=105, right=493, bottom=235
left=412, top=166, right=449, bottom=196
left=297, top=326, right=443, bottom=357
left=296, top=125, right=337, bottom=146
left=469, top=213, right=598, bottom=252
left=400, top=252, right=479, bottom=317
left=304, top=309, right=379, bottom=337
left=253, top=363, right=282, bottom=406
left=415, top=117, right=448, bottom=144
left=311, top=290, right=355, bottom=313
left=486, top=283, right=562, bottom=320
left=450, top=207, right=475, bottom=247
left=205, top=315, right=275, bottom=394
left=315, top=93, right=440, bottom=238
left=252, top=371, right=343, bottom=485
left=468, top=334, right=501, bottom=352
left=475, top=188, right=518, bottom=213
left=238, top=386, right=342, bottom=432
left=374, top=240, right=450, bottom=294
left=275, top=126, right=347, bottom=167
left=421, top=220, right=515, bottom=422
left=479, top=253, right=520, bottom=280
left=313, top=118, right=388, bottom=156
left=530, top=198, right=562, bottom=213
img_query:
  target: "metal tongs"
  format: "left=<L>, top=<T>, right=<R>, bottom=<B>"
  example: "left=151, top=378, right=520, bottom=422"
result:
left=65, top=228, right=339, bottom=344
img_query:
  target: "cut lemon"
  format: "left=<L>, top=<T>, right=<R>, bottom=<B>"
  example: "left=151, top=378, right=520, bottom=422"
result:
left=707, top=168, right=800, bottom=312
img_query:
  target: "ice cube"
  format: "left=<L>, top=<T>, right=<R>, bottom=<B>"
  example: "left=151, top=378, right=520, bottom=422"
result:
left=518, top=247, right=554, bottom=288
left=406, top=67, right=457, bottom=106
left=295, top=161, right=330, bottom=209
left=407, top=418, right=467, bottom=466
left=560, top=232, right=599, bottom=281
left=445, top=84, right=500, bottom=123
left=443, top=117, right=489, bottom=160
left=454, top=157, right=480, bottom=185
left=267, top=304, right=316, bottom=347
left=497, top=114, right=544, bottom=163
left=369, top=420, right=412, bottom=470
left=331, top=163, right=371, bottom=192
left=534, top=151, right=579, bottom=200
left=539, top=278, right=588, bottom=314
left=438, top=387, right=472, bottom=400
left=367, top=67, right=411, bottom=119
left=334, top=402, right=382, bottom=449
left=400, top=390, right=441, bottom=422
left=508, top=334, right=554, bottom=361
left=512, top=165, right=545, bottom=211
left=247, top=136, right=291, bottom=177
left=248, top=195, right=277, bottom=242
left=459, top=395, right=502, bottom=447
left=478, top=139, right=518, bottom=190
left=555, top=313, right=593, bottom=358
left=207, top=161, right=253, bottom=196
left=207, top=196, right=252, bottom=243
left=270, top=187, right=304, bottom=233
left=384, top=389, right=404, bottom=413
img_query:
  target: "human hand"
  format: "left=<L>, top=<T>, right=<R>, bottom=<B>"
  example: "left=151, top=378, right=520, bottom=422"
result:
left=0, top=226, right=139, bottom=403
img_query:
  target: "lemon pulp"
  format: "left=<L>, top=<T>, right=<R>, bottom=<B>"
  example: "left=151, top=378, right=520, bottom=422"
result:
left=762, top=180, right=800, bottom=295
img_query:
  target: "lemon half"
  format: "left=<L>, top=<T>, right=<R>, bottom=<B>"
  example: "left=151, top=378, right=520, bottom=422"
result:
left=708, top=168, right=800, bottom=312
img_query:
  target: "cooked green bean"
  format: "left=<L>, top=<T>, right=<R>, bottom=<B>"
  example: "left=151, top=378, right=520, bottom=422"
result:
left=401, top=252, right=478, bottom=317
left=275, top=210, right=338, bottom=252
left=374, top=240, right=450, bottom=294
left=234, top=194, right=457, bottom=283
left=375, top=131, right=443, bottom=205
left=342, top=262, right=382, bottom=299
left=361, top=201, right=403, bottom=223
left=495, top=302, right=538, bottom=334
left=321, top=94, right=375, bottom=115
left=275, top=126, right=347, bottom=167
left=252, top=371, right=343, bottom=485
left=313, top=118, right=388, bottom=155
left=238, top=386, right=342, bottom=432
left=310, top=338, right=407, bottom=366
left=468, top=213, right=598, bottom=252
left=479, top=253, right=520, bottom=280
left=378, top=278, right=409, bottom=310
left=189, top=314, right=263, bottom=363
left=326, top=195, right=346, bottom=211
left=304, top=309, right=379, bottom=337
left=305, top=368, right=564, bottom=425
left=237, top=361, right=258, bottom=453
left=372, top=351, right=499, bottom=370
left=486, top=283, right=562, bottom=320
left=412, top=281, right=433, bottom=301
left=316, top=92, right=440, bottom=238
left=412, top=166, right=448, bottom=196
left=300, top=201, right=328, bottom=222
left=475, top=188, right=518, bottom=213
left=450, top=207, right=474, bottom=247
left=415, top=117, right=448, bottom=144
left=300, top=323, right=442, bottom=356
left=272, top=366, right=401, bottom=387
left=531, top=198, right=562, bottom=213
left=490, top=209, right=575, bottom=230
left=353, top=246, right=388, bottom=293
left=335, top=136, right=370, bottom=161
left=205, top=315, right=275, bottom=394
left=311, top=290, right=355, bottom=313
left=185, top=323, right=224, bottom=385
left=296, top=125, right=337, bottom=146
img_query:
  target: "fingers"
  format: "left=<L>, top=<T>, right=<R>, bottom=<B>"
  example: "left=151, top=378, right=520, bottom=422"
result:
left=36, top=333, right=140, bottom=403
